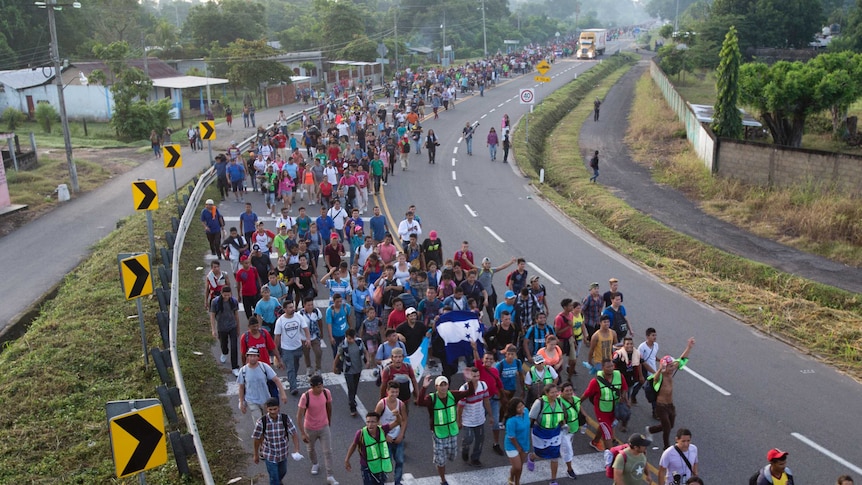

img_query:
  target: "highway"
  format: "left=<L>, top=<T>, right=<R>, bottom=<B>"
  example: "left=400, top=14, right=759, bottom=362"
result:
left=217, top=49, right=862, bottom=483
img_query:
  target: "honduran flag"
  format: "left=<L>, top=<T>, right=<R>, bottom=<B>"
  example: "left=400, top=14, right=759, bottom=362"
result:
left=435, top=311, right=485, bottom=364
left=406, top=336, right=430, bottom=381
left=531, top=425, right=562, bottom=460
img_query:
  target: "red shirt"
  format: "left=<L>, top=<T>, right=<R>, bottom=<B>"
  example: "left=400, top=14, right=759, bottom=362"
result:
left=581, top=372, right=629, bottom=423
left=387, top=308, right=407, bottom=330
left=239, top=329, right=277, bottom=365
left=475, top=358, right=502, bottom=397
left=554, top=312, right=573, bottom=339
left=454, top=250, right=474, bottom=269
left=235, top=267, right=260, bottom=296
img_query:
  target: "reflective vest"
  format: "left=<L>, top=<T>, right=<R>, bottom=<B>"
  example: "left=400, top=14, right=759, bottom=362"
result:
left=597, top=370, right=622, bottom=413
left=560, top=397, right=583, bottom=433
left=361, top=426, right=393, bottom=474
left=431, top=392, right=459, bottom=438
left=537, top=396, right=565, bottom=430
left=530, top=366, right=555, bottom=386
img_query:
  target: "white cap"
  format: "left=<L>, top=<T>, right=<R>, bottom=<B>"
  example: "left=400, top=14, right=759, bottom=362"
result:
left=205, top=199, right=214, bottom=205
left=435, top=376, right=449, bottom=386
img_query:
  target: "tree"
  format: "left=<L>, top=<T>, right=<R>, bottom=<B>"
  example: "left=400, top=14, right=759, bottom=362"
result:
left=220, top=39, right=292, bottom=92
left=807, top=51, right=862, bottom=138
left=184, top=0, right=266, bottom=47
left=88, top=42, right=170, bottom=141
left=739, top=54, right=862, bottom=146
left=713, top=26, right=743, bottom=139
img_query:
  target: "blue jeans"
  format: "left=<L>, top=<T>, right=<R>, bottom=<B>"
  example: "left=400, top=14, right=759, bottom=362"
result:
left=362, top=466, right=388, bottom=485
left=489, top=397, right=501, bottom=430
left=280, top=347, right=303, bottom=391
left=388, top=441, right=405, bottom=484
left=461, top=424, right=485, bottom=461
left=466, top=137, right=473, bottom=155
left=264, top=459, right=287, bottom=485
left=330, top=335, right=345, bottom=358
left=489, top=144, right=497, bottom=160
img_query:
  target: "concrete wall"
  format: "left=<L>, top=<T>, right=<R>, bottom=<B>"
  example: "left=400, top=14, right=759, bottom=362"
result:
left=716, top=138, right=862, bottom=195
left=2, top=84, right=114, bottom=121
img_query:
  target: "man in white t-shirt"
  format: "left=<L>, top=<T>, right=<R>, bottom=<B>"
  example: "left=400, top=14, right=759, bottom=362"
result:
left=457, top=366, right=491, bottom=466
left=326, top=200, right=349, bottom=241
left=658, top=428, right=699, bottom=485
left=274, top=301, right=310, bottom=395
left=633, top=327, right=659, bottom=408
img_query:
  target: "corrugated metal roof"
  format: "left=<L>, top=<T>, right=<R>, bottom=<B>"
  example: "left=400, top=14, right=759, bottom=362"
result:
left=152, top=76, right=230, bottom=89
left=72, top=58, right=181, bottom=80
left=0, top=67, right=55, bottom=90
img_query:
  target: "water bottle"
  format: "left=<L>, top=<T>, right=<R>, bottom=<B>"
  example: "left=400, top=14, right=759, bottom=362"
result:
left=580, top=424, right=587, bottom=435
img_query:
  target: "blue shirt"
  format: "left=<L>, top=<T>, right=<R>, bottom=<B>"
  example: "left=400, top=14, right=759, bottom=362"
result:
left=200, top=208, right=222, bottom=234
left=495, top=358, right=523, bottom=391
left=215, top=160, right=228, bottom=178
left=316, top=215, right=334, bottom=238
left=326, top=304, right=352, bottom=338
left=254, top=298, right=279, bottom=325
left=505, top=412, right=531, bottom=452
left=227, top=163, right=245, bottom=182
left=239, top=212, right=258, bottom=234
left=369, top=215, right=387, bottom=241
left=284, top=163, right=298, bottom=179
left=494, top=302, right=514, bottom=322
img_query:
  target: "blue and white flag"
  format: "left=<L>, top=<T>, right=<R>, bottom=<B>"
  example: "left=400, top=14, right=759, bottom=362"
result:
left=435, top=311, right=485, bottom=364
left=532, top=425, right=562, bottom=459
left=406, top=336, right=430, bottom=381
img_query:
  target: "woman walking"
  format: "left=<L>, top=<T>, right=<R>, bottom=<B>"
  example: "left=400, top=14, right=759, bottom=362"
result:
left=425, top=129, right=439, bottom=164
left=487, top=127, right=499, bottom=161
left=505, top=397, right=531, bottom=485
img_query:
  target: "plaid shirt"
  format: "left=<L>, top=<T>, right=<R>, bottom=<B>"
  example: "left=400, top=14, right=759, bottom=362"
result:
left=581, top=294, right=604, bottom=329
left=252, top=413, right=297, bottom=462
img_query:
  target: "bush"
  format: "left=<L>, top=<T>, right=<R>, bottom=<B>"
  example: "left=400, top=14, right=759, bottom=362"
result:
left=3, top=107, right=26, bottom=130
left=34, top=103, right=59, bottom=134
left=110, top=98, right=172, bottom=141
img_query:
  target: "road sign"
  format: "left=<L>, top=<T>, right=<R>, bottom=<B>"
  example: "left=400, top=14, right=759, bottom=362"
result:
left=199, top=121, right=215, bottom=141
left=131, top=180, right=158, bottom=211
left=536, top=60, right=551, bottom=75
left=108, top=402, right=167, bottom=478
left=163, top=144, right=181, bottom=168
left=519, top=88, right=535, bottom=105
left=377, top=43, right=388, bottom=57
left=119, top=253, right=153, bottom=300
left=534, top=75, right=551, bottom=83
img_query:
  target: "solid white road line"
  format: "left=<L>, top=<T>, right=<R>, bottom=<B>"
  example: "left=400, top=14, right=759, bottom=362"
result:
left=451, top=171, right=457, bottom=181
left=526, top=262, right=561, bottom=285
left=401, top=453, right=605, bottom=485
left=484, top=226, right=505, bottom=243
left=681, top=366, right=732, bottom=396
left=455, top=186, right=462, bottom=197
left=464, top=205, right=477, bottom=217
left=792, top=432, right=862, bottom=475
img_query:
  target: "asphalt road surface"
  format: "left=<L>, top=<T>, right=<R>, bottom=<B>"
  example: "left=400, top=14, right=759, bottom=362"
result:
left=219, top=48, right=862, bottom=484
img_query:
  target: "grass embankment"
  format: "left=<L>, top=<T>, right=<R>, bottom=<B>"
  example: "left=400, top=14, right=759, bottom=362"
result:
left=627, top=72, right=862, bottom=267
left=512, top=55, right=862, bottom=377
left=7, top=156, right=136, bottom=208
left=0, top=187, right=243, bottom=483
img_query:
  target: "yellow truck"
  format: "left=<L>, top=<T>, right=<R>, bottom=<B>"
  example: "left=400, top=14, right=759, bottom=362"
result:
left=577, top=29, right=607, bottom=59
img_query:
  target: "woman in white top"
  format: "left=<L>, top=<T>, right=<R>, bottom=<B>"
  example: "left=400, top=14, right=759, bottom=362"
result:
left=393, top=252, right=411, bottom=285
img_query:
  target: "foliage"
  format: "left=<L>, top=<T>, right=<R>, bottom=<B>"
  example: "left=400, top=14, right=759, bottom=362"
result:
left=657, top=44, right=694, bottom=79
left=34, top=103, right=59, bottom=134
left=336, top=35, right=378, bottom=62
left=216, top=39, right=292, bottom=91
left=184, top=0, right=266, bottom=47
left=3, top=107, right=26, bottom=131
left=739, top=53, right=862, bottom=147
left=704, top=0, right=822, bottom=50
left=645, top=0, right=699, bottom=21
left=659, top=24, right=674, bottom=39
left=712, top=26, right=743, bottom=139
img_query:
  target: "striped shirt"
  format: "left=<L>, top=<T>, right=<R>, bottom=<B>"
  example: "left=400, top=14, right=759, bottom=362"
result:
left=251, top=413, right=297, bottom=462
left=458, top=380, right=489, bottom=427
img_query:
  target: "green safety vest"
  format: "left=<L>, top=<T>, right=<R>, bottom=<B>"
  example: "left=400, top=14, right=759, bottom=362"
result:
left=597, top=370, right=622, bottom=413
left=560, top=397, right=583, bottom=433
left=538, top=396, right=565, bottom=430
left=361, top=426, right=393, bottom=474
left=431, top=392, right=459, bottom=439
left=530, top=366, right=555, bottom=386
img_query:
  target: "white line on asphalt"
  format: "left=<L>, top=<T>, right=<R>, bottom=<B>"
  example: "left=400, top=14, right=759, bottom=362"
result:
left=223, top=369, right=378, bottom=396
left=506, top=98, right=512, bottom=102
left=458, top=136, right=463, bottom=143
left=480, top=114, right=487, bottom=119
left=455, top=186, right=462, bottom=197
left=338, top=374, right=368, bottom=418
left=497, top=103, right=504, bottom=107
left=401, top=453, right=605, bottom=484
left=452, top=158, right=457, bottom=167
left=682, top=367, right=732, bottom=396
left=464, top=205, right=477, bottom=217
left=489, top=108, right=496, bottom=113
left=526, top=262, right=561, bottom=285
left=453, top=146, right=458, bottom=154
left=792, top=432, right=862, bottom=475
left=451, top=171, right=457, bottom=181
left=484, top=226, right=505, bottom=243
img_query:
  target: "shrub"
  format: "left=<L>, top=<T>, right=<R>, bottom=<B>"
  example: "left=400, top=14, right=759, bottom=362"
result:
left=3, top=107, right=26, bottom=130
left=35, top=103, right=59, bottom=134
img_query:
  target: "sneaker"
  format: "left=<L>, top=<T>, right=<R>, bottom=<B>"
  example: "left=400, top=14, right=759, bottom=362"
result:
left=644, top=426, right=653, bottom=441
left=492, top=443, right=504, bottom=456
left=311, top=463, right=319, bottom=475
left=306, top=368, right=313, bottom=377
left=566, top=469, right=578, bottom=479
left=550, top=482, right=559, bottom=485
left=291, top=389, right=299, bottom=396
left=326, top=476, right=339, bottom=485
left=589, top=441, right=601, bottom=452
left=469, top=460, right=482, bottom=467
left=231, top=368, right=240, bottom=377
left=220, top=353, right=227, bottom=363
left=526, top=455, right=535, bottom=472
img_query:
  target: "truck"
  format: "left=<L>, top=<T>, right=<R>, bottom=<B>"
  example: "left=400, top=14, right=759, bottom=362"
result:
left=577, top=29, right=607, bottom=59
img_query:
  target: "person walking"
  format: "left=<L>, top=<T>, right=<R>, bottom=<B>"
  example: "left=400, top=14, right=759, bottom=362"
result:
left=425, top=129, right=440, bottom=164
left=238, top=347, right=288, bottom=425
left=296, top=374, right=340, bottom=485
left=753, top=449, right=795, bottom=485
left=210, top=286, right=241, bottom=377
left=504, top=397, right=531, bottom=485
left=645, top=338, right=695, bottom=450
left=200, top=199, right=224, bottom=258
left=594, top=97, right=601, bottom=121
left=374, top=381, right=408, bottom=485
left=487, top=127, right=499, bottom=161
left=333, top=328, right=371, bottom=417
left=613, top=433, right=651, bottom=484
left=463, top=122, right=475, bottom=156
left=658, top=428, right=699, bottom=485
left=589, top=151, right=600, bottom=183
left=416, top=374, right=476, bottom=485
left=502, top=134, right=511, bottom=164
left=274, top=301, right=311, bottom=396
left=526, top=383, right=566, bottom=485
left=344, top=411, right=401, bottom=485
left=252, top=397, right=303, bottom=485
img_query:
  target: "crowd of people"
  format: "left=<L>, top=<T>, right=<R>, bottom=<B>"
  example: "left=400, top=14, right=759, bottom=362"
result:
left=196, top=50, right=852, bottom=485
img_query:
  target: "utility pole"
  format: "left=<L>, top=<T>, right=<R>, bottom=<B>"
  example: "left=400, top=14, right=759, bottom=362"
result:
left=481, top=0, right=488, bottom=57
left=441, top=10, right=446, bottom=65
left=44, top=0, right=80, bottom=193
left=394, top=7, right=399, bottom=72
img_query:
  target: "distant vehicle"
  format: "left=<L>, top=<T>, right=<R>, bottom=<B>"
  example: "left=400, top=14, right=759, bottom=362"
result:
left=577, top=29, right=607, bottom=59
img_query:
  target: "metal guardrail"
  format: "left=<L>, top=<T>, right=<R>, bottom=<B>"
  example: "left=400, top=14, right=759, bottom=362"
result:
left=166, top=87, right=381, bottom=483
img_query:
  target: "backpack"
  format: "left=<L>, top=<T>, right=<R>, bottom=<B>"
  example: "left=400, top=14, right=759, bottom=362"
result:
left=260, top=412, right=292, bottom=434
left=241, top=362, right=279, bottom=399
left=644, top=376, right=659, bottom=403
left=605, top=444, right=629, bottom=478
left=338, top=337, right=366, bottom=373
left=213, top=295, right=238, bottom=315
left=749, top=471, right=760, bottom=485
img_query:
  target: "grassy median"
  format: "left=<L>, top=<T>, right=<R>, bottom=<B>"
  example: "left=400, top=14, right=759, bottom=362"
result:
left=512, top=54, right=862, bottom=378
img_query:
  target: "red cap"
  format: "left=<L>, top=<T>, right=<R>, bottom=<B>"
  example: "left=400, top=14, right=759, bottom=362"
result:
left=429, top=230, right=437, bottom=240
left=766, top=449, right=788, bottom=462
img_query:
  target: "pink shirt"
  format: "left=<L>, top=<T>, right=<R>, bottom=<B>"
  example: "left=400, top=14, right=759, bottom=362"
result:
left=378, top=243, right=397, bottom=264
left=299, top=388, right=331, bottom=431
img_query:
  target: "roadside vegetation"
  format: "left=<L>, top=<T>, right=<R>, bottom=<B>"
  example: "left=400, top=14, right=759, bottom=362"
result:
left=0, top=188, right=243, bottom=483
left=512, top=56, right=862, bottom=380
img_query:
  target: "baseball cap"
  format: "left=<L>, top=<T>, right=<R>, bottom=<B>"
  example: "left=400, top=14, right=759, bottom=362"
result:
left=252, top=244, right=261, bottom=251
left=531, top=276, right=540, bottom=282
left=482, top=257, right=491, bottom=264
left=239, top=255, right=249, bottom=262
left=660, top=355, right=675, bottom=367
left=767, top=449, right=789, bottom=462
left=504, top=290, right=516, bottom=299
left=629, top=433, right=652, bottom=447
left=405, top=307, right=417, bottom=316
left=246, top=347, right=260, bottom=355
left=429, top=230, right=438, bottom=240
left=590, top=282, right=600, bottom=289
left=205, top=199, right=214, bottom=205
left=533, top=354, right=545, bottom=364
left=435, top=376, right=449, bottom=386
